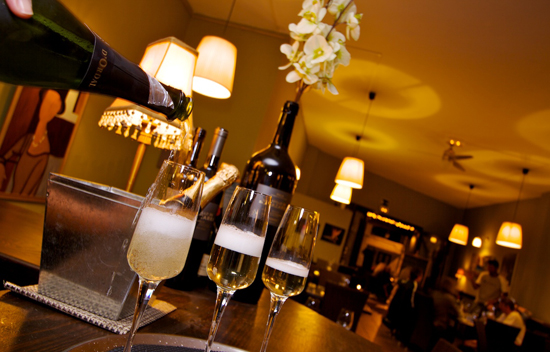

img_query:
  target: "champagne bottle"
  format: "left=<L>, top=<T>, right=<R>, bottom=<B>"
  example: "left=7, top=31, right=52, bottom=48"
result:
left=166, top=127, right=228, bottom=291
left=185, top=127, right=207, bottom=168
left=232, top=101, right=299, bottom=304
left=0, top=0, right=192, bottom=121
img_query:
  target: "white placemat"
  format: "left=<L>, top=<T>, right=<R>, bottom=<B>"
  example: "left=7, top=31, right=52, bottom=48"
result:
left=4, top=281, right=176, bottom=334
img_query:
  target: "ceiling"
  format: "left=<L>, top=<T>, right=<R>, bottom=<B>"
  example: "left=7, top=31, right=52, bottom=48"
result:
left=186, top=0, right=550, bottom=209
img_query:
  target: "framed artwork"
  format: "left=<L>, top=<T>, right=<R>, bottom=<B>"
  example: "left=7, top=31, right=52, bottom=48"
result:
left=321, top=223, right=346, bottom=245
left=0, top=86, right=88, bottom=202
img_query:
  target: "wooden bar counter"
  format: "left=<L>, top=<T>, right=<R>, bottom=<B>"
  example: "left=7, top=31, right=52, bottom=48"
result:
left=0, top=199, right=382, bottom=352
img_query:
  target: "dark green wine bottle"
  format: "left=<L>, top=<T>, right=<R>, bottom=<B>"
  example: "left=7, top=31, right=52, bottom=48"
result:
left=232, top=101, right=299, bottom=304
left=0, top=0, right=192, bottom=121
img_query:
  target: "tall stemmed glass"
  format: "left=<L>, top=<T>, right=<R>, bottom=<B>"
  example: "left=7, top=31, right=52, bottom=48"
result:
left=204, top=186, right=271, bottom=352
left=259, top=205, right=320, bottom=352
left=123, top=160, right=205, bottom=352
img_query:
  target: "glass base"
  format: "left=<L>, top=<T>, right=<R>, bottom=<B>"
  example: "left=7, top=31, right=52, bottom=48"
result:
left=64, top=334, right=247, bottom=352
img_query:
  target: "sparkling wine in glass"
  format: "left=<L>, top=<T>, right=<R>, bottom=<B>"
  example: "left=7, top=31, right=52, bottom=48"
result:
left=123, top=160, right=204, bottom=352
left=204, top=186, right=271, bottom=352
left=259, top=205, right=320, bottom=352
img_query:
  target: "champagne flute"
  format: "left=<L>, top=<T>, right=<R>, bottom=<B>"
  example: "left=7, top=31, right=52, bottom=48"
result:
left=204, top=186, right=271, bottom=352
left=259, top=205, right=320, bottom=352
left=123, top=160, right=205, bottom=352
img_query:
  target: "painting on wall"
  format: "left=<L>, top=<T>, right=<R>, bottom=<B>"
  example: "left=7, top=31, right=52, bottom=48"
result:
left=0, top=86, right=88, bottom=202
left=321, top=223, right=346, bottom=245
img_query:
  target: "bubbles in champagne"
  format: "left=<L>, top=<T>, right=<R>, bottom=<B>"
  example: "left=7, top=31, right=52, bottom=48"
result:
left=128, top=207, right=195, bottom=280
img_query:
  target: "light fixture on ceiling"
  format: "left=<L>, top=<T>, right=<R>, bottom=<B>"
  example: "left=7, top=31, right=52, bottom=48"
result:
left=449, top=184, right=474, bottom=245
left=335, top=91, right=376, bottom=189
left=496, top=168, right=529, bottom=249
left=330, top=184, right=352, bottom=204
left=99, top=37, right=198, bottom=192
left=192, top=0, right=237, bottom=99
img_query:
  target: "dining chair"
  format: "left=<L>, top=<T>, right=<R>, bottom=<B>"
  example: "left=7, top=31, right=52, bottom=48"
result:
left=319, top=280, right=369, bottom=332
left=488, top=318, right=520, bottom=352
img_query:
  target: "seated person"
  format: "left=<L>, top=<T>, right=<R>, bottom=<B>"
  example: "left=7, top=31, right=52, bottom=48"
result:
left=432, top=277, right=462, bottom=344
left=496, top=297, right=526, bottom=347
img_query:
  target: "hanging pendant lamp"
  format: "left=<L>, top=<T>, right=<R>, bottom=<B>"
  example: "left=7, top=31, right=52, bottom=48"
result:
left=330, top=184, right=352, bottom=204
left=449, top=184, right=474, bottom=245
left=192, top=0, right=237, bottom=99
left=334, top=92, right=376, bottom=190
left=496, top=168, right=528, bottom=249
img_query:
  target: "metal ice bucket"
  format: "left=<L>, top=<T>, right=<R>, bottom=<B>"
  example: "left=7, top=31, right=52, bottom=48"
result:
left=38, top=174, right=144, bottom=320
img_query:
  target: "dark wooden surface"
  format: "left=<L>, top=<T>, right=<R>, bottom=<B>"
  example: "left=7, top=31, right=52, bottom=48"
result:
left=0, top=199, right=44, bottom=266
left=0, top=199, right=383, bottom=352
left=0, top=285, right=382, bottom=352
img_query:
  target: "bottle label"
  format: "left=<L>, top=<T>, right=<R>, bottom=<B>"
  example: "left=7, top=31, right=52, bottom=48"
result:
left=256, top=184, right=292, bottom=227
left=79, top=32, right=113, bottom=91
left=194, top=202, right=218, bottom=241
left=78, top=31, right=172, bottom=109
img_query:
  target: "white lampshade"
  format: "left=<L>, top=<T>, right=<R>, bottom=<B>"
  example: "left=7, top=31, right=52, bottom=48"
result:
left=472, top=236, right=482, bottom=248
left=193, top=36, right=237, bottom=99
left=139, top=37, right=198, bottom=97
left=335, top=157, right=364, bottom=189
left=448, top=224, right=468, bottom=245
left=330, top=184, right=352, bottom=204
left=496, top=221, right=522, bottom=249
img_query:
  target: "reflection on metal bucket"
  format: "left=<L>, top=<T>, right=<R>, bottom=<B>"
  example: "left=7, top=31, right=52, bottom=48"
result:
left=38, top=174, right=146, bottom=320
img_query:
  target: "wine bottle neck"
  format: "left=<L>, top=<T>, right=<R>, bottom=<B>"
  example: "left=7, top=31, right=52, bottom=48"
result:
left=186, top=127, right=206, bottom=168
left=204, top=127, right=228, bottom=170
left=271, top=101, right=299, bottom=148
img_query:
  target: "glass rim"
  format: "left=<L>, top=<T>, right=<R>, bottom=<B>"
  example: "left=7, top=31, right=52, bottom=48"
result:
left=234, top=185, right=272, bottom=200
left=162, top=159, right=205, bottom=176
left=284, top=204, right=320, bottom=217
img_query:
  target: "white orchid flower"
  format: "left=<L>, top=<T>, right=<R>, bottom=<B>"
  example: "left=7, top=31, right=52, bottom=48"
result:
left=346, top=13, right=362, bottom=41
left=296, top=3, right=327, bottom=34
left=289, top=57, right=320, bottom=85
left=281, top=0, right=360, bottom=97
left=279, top=41, right=302, bottom=70
left=334, top=44, right=351, bottom=66
left=304, top=34, right=336, bottom=65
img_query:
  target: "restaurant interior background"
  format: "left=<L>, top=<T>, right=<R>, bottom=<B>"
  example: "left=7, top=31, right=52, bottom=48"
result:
left=1, top=0, right=550, bottom=323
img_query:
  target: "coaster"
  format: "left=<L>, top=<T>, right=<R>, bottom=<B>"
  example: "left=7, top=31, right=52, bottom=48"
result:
left=4, top=281, right=176, bottom=334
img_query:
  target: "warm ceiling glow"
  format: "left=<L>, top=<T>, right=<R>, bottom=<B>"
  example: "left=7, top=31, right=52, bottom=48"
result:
left=496, top=222, right=522, bottom=249
left=193, top=36, right=237, bottom=99
left=330, top=184, right=352, bottom=204
left=472, top=237, right=482, bottom=248
left=139, top=37, right=198, bottom=97
left=448, top=224, right=468, bottom=245
left=335, top=157, right=364, bottom=189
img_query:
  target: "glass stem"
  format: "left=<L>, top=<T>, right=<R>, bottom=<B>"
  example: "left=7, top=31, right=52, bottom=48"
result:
left=123, top=277, right=160, bottom=352
left=259, top=293, right=288, bottom=352
left=205, top=286, right=235, bottom=352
